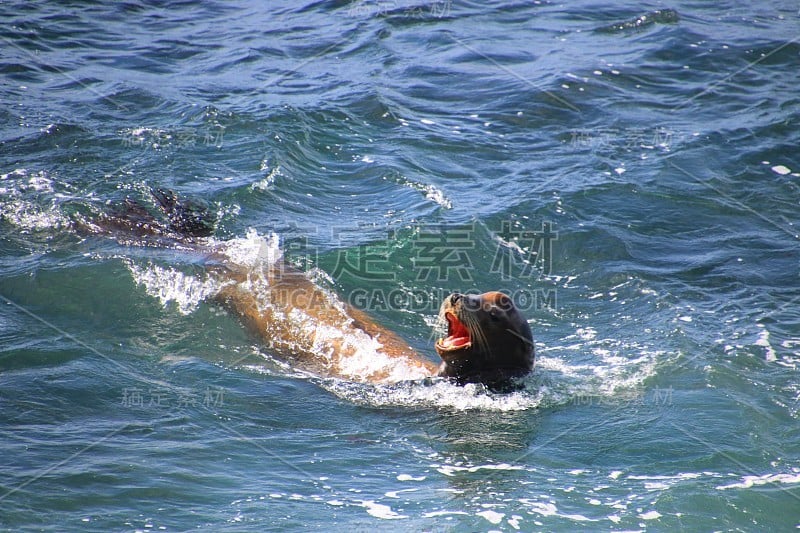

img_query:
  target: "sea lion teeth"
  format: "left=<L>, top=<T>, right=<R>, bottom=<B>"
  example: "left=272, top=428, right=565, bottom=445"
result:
left=435, top=291, right=534, bottom=389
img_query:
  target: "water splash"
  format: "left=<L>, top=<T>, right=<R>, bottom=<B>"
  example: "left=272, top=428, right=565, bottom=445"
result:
left=127, top=261, right=221, bottom=315
left=395, top=176, right=452, bottom=209
left=0, top=168, right=70, bottom=232
left=318, top=378, right=541, bottom=411
left=212, top=228, right=283, bottom=268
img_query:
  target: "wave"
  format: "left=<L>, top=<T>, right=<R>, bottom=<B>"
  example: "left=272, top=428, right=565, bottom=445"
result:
left=314, top=346, right=658, bottom=411
left=0, top=175, right=662, bottom=410
left=119, top=227, right=661, bottom=409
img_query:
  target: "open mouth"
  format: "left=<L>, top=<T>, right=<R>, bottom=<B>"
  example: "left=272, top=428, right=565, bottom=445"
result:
left=436, top=312, right=471, bottom=351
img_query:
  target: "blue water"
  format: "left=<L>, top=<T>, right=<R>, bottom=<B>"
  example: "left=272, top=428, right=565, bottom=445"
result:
left=2, top=1, right=799, bottom=530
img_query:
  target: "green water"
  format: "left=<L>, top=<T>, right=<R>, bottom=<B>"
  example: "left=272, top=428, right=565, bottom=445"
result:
left=1, top=1, right=799, bottom=531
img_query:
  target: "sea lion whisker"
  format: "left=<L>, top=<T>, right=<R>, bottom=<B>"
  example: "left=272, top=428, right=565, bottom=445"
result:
left=434, top=291, right=535, bottom=387
left=464, top=313, right=490, bottom=356
left=505, top=326, right=535, bottom=348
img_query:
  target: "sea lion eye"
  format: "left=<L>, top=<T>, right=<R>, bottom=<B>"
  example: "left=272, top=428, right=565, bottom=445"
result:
left=498, top=295, right=513, bottom=310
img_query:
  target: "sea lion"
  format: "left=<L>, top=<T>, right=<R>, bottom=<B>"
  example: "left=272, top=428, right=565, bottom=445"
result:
left=435, top=291, right=534, bottom=388
left=212, top=258, right=441, bottom=383
left=78, top=190, right=535, bottom=387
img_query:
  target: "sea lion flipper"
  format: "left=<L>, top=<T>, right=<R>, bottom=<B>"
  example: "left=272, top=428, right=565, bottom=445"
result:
left=75, top=188, right=217, bottom=245
left=151, top=188, right=217, bottom=238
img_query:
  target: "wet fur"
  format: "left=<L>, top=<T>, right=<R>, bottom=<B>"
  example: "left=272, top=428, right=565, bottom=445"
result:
left=435, top=292, right=534, bottom=390
left=80, top=191, right=533, bottom=388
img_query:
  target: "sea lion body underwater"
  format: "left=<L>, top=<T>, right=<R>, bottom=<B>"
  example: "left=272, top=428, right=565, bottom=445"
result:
left=79, top=190, right=534, bottom=387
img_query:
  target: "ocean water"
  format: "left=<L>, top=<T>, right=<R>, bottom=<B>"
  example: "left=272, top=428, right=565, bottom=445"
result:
left=1, top=1, right=799, bottom=531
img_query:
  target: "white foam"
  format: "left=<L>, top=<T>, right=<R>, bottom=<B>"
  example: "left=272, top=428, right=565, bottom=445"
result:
left=213, top=229, right=282, bottom=268
left=422, top=511, right=470, bottom=518
left=535, top=333, right=662, bottom=407
left=360, top=500, right=407, bottom=519
left=519, top=499, right=593, bottom=522
left=0, top=169, right=69, bottom=231
left=755, top=326, right=777, bottom=362
left=1, top=199, right=69, bottom=231
left=1, top=168, right=29, bottom=181
left=24, top=172, right=54, bottom=192
left=396, top=474, right=426, bottom=481
left=423, top=184, right=452, bottom=209
left=285, top=306, right=431, bottom=383
left=717, top=471, right=800, bottom=490
left=321, top=378, right=541, bottom=411
left=616, top=472, right=705, bottom=497
left=437, top=463, right=525, bottom=477
left=127, top=261, right=222, bottom=315
left=120, top=126, right=170, bottom=148
left=477, top=510, right=505, bottom=524
left=319, top=333, right=661, bottom=409
left=252, top=165, right=282, bottom=191
left=399, top=177, right=452, bottom=209
left=771, top=164, right=791, bottom=175
left=384, top=488, right=418, bottom=499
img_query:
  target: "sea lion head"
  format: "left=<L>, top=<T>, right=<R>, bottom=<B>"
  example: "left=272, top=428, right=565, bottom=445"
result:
left=435, top=291, right=534, bottom=388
